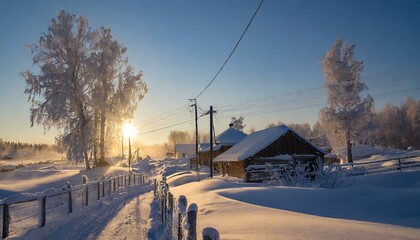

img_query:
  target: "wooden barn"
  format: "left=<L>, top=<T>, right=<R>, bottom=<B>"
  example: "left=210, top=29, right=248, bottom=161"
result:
left=198, top=124, right=247, bottom=167
left=213, top=125, right=326, bottom=181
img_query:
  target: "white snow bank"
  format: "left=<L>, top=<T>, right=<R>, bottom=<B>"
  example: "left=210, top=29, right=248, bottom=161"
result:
left=168, top=171, right=420, bottom=239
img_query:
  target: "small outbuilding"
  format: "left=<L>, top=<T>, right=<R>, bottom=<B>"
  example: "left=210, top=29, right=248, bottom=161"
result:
left=175, top=144, right=196, bottom=159
left=198, top=124, right=247, bottom=167
left=213, top=125, right=326, bottom=180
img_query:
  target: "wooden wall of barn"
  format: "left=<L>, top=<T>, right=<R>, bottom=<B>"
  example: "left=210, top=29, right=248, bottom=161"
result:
left=254, top=131, right=324, bottom=159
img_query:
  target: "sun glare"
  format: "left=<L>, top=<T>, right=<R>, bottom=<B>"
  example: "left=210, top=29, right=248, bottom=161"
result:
left=123, top=123, right=136, bottom=138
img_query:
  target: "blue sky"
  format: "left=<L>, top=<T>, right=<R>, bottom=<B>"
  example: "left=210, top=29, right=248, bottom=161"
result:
left=1, top=0, right=419, bottom=145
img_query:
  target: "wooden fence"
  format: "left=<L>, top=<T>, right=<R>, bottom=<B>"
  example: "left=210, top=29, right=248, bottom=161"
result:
left=152, top=177, right=220, bottom=240
left=347, top=155, right=420, bottom=175
left=1, top=172, right=147, bottom=239
left=244, top=155, right=420, bottom=182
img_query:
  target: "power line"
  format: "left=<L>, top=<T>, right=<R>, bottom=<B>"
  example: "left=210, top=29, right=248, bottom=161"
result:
left=194, top=0, right=264, bottom=100
left=137, top=119, right=193, bottom=135
left=137, top=68, right=419, bottom=135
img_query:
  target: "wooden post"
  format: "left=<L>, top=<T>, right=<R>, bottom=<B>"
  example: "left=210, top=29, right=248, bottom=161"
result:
left=129, top=173, right=131, bottom=186
left=102, top=178, right=105, bottom=198
left=177, top=195, right=187, bottom=240
left=202, top=227, right=220, bottom=240
left=97, top=181, right=100, bottom=200
left=113, top=177, right=116, bottom=192
left=67, top=183, right=72, bottom=214
left=210, top=105, right=214, bottom=178
left=2, top=204, right=10, bottom=238
left=398, top=158, right=402, bottom=172
left=108, top=179, right=112, bottom=195
left=39, top=196, right=46, bottom=227
left=167, top=192, right=174, bottom=239
left=154, top=179, right=157, bottom=197
left=161, top=189, right=167, bottom=224
left=187, top=203, right=198, bottom=240
left=85, top=184, right=89, bottom=207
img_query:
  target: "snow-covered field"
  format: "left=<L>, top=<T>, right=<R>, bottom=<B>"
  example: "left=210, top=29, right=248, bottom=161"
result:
left=1, top=148, right=420, bottom=239
left=168, top=171, right=420, bottom=240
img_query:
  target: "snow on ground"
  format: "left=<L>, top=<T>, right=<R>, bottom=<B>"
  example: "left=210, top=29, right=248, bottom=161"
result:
left=168, top=171, right=420, bottom=240
left=22, top=184, right=153, bottom=240
left=1, top=149, right=420, bottom=239
left=334, top=144, right=419, bottom=161
left=0, top=160, right=130, bottom=200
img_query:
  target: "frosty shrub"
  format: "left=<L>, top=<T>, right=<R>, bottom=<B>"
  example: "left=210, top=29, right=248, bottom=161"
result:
left=265, top=159, right=349, bottom=188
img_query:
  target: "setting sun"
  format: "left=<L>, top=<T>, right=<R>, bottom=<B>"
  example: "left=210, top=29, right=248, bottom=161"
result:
left=122, top=122, right=136, bottom=138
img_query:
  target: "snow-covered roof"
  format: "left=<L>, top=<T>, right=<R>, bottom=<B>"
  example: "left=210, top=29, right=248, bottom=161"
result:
left=175, top=144, right=196, bottom=153
left=216, top=127, right=248, bottom=146
left=198, top=144, right=222, bottom=153
left=214, top=125, right=326, bottom=162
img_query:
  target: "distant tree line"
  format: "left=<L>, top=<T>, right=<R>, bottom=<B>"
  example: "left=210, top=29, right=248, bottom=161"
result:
left=0, top=140, right=61, bottom=155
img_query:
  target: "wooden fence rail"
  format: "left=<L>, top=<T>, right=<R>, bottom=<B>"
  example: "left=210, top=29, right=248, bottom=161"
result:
left=346, top=155, right=420, bottom=175
left=1, top=172, right=148, bottom=239
left=153, top=177, right=220, bottom=240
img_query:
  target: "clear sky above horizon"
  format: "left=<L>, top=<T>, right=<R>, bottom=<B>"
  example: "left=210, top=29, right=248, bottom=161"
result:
left=1, top=0, right=419, bottom=146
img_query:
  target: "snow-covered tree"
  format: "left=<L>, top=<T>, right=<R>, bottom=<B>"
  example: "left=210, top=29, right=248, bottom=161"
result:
left=22, top=10, right=95, bottom=169
left=22, top=11, right=147, bottom=169
left=230, top=116, right=246, bottom=132
left=265, top=121, right=283, bottom=129
left=165, top=131, right=193, bottom=152
left=288, top=123, right=311, bottom=138
left=376, top=98, right=419, bottom=149
left=88, top=27, right=147, bottom=166
left=402, top=97, right=420, bottom=148
left=320, top=39, right=374, bottom=163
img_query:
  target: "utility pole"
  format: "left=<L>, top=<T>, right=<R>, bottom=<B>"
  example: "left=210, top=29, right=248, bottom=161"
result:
left=128, top=135, right=132, bottom=173
left=121, top=135, right=124, bottom=158
left=209, top=105, right=214, bottom=178
left=189, top=99, right=199, bottom=172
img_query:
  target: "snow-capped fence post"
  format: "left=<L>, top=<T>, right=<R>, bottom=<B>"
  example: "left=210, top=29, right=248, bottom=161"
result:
left=38, top=196, right=46, bottom=227
left=177, top=195, right=187, bottom=240
left=2, top=203, right=10, bottom=239
left=142, top=174, right=146, bottom=184
left=82, top=175, right=89, bottom=207
left=161, top=189, right=166, bottom=224
left=202, top=227, right=220, bottom=240
left=128, top=173, right=131, bottom=186
left=67, top=182, right=72, bottom=214
left=187, top=203, right=198, bottom=240
left=166, top=192, right=174, bottom=239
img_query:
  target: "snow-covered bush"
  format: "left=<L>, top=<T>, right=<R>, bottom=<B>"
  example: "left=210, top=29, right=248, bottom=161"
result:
left=265, top=159, right=349, bottom=188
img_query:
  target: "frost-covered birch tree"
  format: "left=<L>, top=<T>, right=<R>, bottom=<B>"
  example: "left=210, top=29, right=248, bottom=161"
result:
left=22, top=10, right=147, bottom=169
left=320, top=39, right=374, bottom=163
left=22, top=10, right=94, bottom=169
left=88, top=27, right=147, bottom=166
